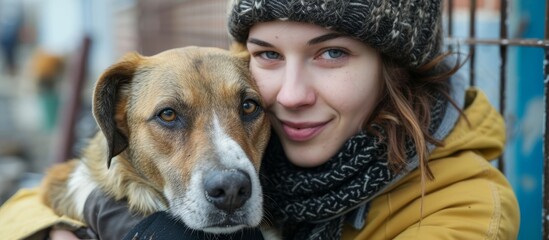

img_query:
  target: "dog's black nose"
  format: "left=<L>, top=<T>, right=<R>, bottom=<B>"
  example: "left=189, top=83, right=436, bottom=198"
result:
left=204, top=169, right=252, bottom=213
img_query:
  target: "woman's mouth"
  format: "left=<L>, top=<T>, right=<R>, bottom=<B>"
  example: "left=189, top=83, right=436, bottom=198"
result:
left=279, top=120, right=328, bottom=142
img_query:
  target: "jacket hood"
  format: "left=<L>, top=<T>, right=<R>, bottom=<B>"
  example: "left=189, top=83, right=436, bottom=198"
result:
left=430, top=88, right=506, bottom=161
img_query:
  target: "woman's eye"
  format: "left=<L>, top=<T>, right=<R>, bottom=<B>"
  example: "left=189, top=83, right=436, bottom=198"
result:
left=259, top=51, right=281, bottom=60
left=242, top=100, right=258, bottom=116
left=321, top=49, right=346, bottom=59
left=158, top=108, right=177, bottom=122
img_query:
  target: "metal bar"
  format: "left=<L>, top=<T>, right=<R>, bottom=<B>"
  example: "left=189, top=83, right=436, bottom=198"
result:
left=543, top=0, right=549, bottom=237
left=469, top=0, right=477, bottom=86
left=497, top=0, right=508, bottom=173
left=445, top=37, right=549, bottom=47
left=447, top=0, right=454, bottom=51
left=54, top=36, right=92, bottom=163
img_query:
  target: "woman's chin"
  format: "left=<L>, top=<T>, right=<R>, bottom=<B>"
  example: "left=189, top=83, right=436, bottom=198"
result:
left=282, top=144, right=334, bottom=168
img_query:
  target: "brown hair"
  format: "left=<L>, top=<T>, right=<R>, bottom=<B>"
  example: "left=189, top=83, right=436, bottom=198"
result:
left=367, top=52, right=465, bottom=194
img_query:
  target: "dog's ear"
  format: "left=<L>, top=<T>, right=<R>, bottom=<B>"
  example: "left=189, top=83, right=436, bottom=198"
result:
left=93, top=52, right=142, bottom=168
left=229, top=42, right=250, bottom=63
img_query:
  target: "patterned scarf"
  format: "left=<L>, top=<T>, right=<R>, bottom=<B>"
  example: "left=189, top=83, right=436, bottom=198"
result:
left=260, top=92, right=447, bottom=240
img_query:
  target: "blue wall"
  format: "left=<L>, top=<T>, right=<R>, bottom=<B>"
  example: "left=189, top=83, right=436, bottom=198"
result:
left=509, top=1, right=545, bottom=239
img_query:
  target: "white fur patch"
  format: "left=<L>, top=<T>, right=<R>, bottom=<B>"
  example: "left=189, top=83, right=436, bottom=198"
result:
left=168, top=115, right=263, bottom=233
left=210, top=115, right=264, bottom=227
left=67, top=160, right=98, bottom=219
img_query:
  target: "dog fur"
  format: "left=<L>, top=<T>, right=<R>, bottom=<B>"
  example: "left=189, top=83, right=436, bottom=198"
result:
left=40, top=46, right=271, bottom=235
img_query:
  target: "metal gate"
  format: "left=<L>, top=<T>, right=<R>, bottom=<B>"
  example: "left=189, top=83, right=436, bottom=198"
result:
left=444, top=0, right=547, bottom=239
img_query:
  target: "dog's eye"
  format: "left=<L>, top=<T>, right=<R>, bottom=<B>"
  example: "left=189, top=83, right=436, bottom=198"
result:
left=158, top=108, right=177, bottom=122
left=242, top=99, right=259, bottom=116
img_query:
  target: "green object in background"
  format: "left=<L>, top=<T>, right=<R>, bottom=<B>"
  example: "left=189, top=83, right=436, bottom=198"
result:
left=39, top=88, right=59, bottom=131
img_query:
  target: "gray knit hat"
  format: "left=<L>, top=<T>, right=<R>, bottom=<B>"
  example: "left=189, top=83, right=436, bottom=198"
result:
left=228, top=0, right=443, bottom=68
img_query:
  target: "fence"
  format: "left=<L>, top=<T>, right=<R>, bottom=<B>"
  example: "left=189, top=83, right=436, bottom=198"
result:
left=444, top=0, right=546, bottom=239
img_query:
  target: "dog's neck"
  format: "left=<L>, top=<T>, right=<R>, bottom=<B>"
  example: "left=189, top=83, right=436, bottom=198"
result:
left=82, top=132, right=169, bottom=215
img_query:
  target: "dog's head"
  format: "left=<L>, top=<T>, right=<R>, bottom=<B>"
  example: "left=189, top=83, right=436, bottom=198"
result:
left=92, top=46, right=270, bottom=233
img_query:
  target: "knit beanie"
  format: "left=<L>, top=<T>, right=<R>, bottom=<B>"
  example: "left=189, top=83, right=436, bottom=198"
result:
left=228, top=0, right=444, bottom=69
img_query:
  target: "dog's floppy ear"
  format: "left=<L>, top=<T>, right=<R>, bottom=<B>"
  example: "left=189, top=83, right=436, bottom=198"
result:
left=229, top=42, right=251, bottom=69
left=93, top=52, right=141, bottom=168
left=229, top=42, right=250, bottom=62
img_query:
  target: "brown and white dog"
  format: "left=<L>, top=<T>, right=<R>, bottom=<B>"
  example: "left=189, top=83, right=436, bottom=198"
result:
left=40, top=46, right=271, bottom=235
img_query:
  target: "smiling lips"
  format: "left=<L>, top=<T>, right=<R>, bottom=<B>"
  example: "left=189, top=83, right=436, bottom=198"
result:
left=280, top=120, right=328, bottom=142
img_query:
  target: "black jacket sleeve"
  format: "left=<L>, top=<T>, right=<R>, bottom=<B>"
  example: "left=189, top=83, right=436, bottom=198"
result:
left=83, top=188, right=145, bottom=239
left=83, top=189, right=264, bottom=240
left=123, top=211, right=265, bottom=240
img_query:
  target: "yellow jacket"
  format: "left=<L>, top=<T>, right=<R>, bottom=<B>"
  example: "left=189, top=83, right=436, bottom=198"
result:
left=343, top=88, right=520, bottom=239
left=0, top=88, right=520, bottom=239
left=0, top=188, right=84, bottom=239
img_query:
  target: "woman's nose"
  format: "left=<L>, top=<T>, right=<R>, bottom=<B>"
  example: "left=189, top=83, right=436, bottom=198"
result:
left=276, top=62, right=316, bottom=109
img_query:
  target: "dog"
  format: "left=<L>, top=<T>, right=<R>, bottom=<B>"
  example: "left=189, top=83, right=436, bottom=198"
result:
left=39, top=46, right=272, bottom=236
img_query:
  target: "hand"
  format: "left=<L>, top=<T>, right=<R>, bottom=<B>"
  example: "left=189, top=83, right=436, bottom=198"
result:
left=49, top=229, right=79, bottom=240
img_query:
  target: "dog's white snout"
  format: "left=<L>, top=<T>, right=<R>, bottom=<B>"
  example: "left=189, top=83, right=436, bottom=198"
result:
left=204, top=169, right=251, bottom=213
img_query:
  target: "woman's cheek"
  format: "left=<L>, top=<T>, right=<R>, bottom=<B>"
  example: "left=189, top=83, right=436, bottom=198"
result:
left=252, top=69, right=277, bottom=106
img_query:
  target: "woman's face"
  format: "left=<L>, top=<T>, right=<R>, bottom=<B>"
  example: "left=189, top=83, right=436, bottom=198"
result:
left=247, top=21, right=382, bottom=167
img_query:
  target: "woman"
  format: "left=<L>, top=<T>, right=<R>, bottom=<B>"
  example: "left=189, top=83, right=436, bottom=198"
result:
left=0, top=0, right=520, bottom=239
left=227, top=1, right=519, bottom=239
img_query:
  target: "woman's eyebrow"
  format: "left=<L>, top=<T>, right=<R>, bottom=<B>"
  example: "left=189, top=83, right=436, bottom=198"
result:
left=308, top=33, right=345, bottom=45
left=248, top=33, right=345, bottom=47
left=247, top=38, right=273, bottom=47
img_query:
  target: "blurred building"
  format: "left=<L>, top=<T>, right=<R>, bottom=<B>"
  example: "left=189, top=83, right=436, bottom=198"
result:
left=0, top=0, right=234, bottom=203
